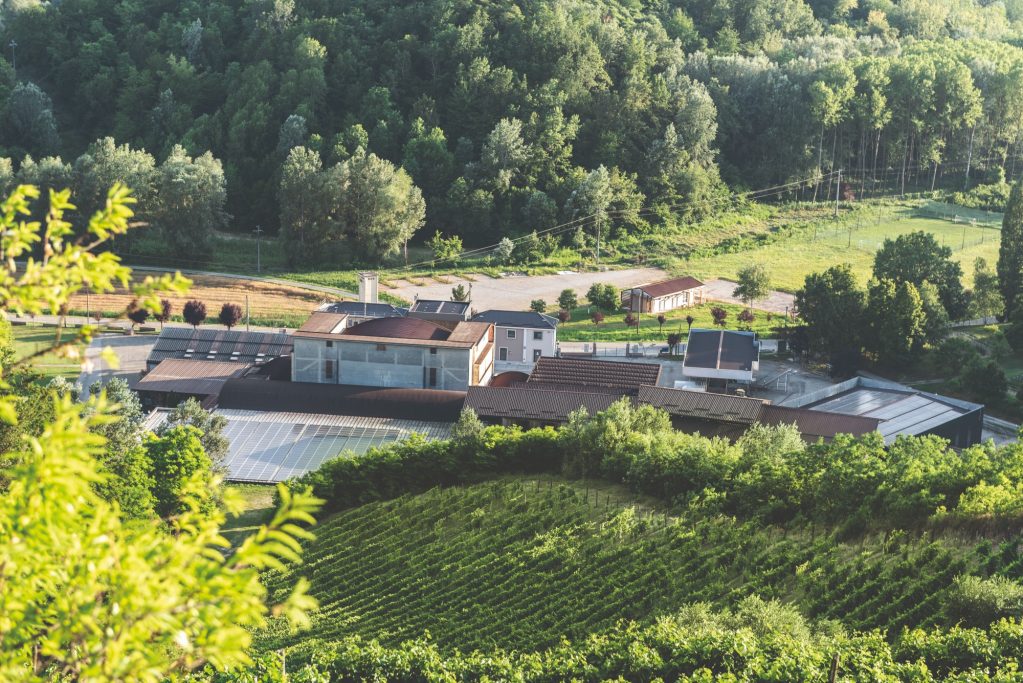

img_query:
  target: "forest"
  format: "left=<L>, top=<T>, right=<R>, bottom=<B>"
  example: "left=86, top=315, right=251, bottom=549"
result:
left=3, top=0, right=1023, bottom=265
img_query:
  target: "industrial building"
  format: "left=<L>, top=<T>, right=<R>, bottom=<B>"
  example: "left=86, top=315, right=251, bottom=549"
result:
left=291, top=312, right=494, bottom=390
left=785, top=376, right=984, bottom=447
left=145, top=327, right=292, bottom=371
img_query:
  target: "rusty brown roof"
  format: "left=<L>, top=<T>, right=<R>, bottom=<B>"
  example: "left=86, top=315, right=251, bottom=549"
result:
left=137, top=359, right=251, bottom=396
left=446, top=321, right=492, bottom=344
left=465, top=385, right=621, bottom=422
left=758, top=404, right=880, bottom=442
left=528, top=357, right=661, bottom=393
left=297, top=312, right=349, bottom=334
left=634, top=276, right=704, bottom=299
left=342, top=316, right=450, bottom=340
left=637, top=385, right=767, bottom=424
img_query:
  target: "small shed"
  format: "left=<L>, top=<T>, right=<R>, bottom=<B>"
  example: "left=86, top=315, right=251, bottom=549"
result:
left=622, top=276, right=704, bottom=313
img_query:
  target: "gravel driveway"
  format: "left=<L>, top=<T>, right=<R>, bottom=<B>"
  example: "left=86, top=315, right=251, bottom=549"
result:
left=385, top=267, right=667, bottom=311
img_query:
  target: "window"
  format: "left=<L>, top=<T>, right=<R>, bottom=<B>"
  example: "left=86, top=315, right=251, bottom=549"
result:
left=533, top=349, right=542, bottom=362
left=324, top=359, right=334, bottom=380
left=326, top=340, right=333, bottom=347
left=533, top=331, right=543, bottom=341
left=507, top=329, right=516, bottom=339
left=428, top=367, right=437, bottom=387
left=499, top=347, right=508, bottom=361
left=376, top=343, right=387, bottom=351
left=430, top=348, right=437, bottom=355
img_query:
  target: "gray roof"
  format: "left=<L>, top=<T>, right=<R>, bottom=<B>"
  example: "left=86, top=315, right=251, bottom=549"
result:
left=318, top=301, right=407, bottom=318
left=147, top=327, right=292, bottom=369
left=471, top=310, right=558, bottom=329
left=465, top=385, right=620, bottom=422
left=638, top=385, right=766, bottom=424
left=684, top=328, right=759, bottom=371
left=409, top=299, right=471, bottom=315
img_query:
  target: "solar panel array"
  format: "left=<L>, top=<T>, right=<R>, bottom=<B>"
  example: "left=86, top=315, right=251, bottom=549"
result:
left=411, top=300, right=470, bottom=314
left=147, top=328, right=292, bottom=368
left=145, top=408, right=452, bottom=483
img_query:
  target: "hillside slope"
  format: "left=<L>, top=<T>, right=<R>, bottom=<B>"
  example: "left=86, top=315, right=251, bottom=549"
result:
left=257, top=477, right=1017, bottom=654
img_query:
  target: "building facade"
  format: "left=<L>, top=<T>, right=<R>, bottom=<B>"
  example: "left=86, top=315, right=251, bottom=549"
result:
left=470, top=310, right=558, bottom=373
left=292, top=313, right=494, bottom=391
left=622, top=276, right=704, bottom=313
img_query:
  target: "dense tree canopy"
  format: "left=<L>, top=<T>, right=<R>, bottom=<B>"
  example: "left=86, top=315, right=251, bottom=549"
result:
left=2, top=0, right=1023, bottom=265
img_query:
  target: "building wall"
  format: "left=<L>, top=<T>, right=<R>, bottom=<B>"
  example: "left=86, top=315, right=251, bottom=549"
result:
left=292, top=337, right=474, bottom=390
left=494, top=325, right=556, bottom=373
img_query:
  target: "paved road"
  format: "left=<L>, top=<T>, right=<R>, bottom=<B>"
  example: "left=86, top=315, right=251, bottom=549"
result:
left=386, top=267, right=668, bottom=311
left=78, top=334, right=157, bottom=397
left=702, top=278, right=796, bottom=314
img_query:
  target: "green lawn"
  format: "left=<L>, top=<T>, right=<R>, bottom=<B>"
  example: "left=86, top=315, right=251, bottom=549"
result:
left=683, top=213, right=1000, bottom=292
left=11, top=325, right=83, bottom=380
left=557, top=301, right=782, bottom=342
left=221, top=483, right=276, bottom=545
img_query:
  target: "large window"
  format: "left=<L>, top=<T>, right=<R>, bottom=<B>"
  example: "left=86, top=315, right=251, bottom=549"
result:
left=533, top=331, right=543, bottom=341
left=499, top=347, right=508, bottom=361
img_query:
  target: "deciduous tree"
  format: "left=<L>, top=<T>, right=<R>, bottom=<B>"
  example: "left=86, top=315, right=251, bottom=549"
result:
left=999, top=180, right=1023, bottom=318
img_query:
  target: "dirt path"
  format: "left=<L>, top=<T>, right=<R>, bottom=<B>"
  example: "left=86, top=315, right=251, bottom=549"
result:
left=385, top=267, right=668, bottom=311
left=702, top=278, right=795, bottom=314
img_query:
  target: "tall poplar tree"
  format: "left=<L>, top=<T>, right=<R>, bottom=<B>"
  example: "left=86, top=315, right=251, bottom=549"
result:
left=998, top=180, right=1023, bottom=319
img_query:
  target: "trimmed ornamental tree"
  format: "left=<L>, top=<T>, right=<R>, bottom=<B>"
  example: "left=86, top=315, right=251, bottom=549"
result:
left=711, top=307, right=728, bottom=327
left=667, top=332, right=683, bottom=355
left=558, top=309, right=571, bottom=323
left=591, top=311, right=605, bottom=324
left=183, top=299, right=207, bottom=329
left=126, top=299, right=150, bottom=330
left=657, top=313, right=666, bottom=332
left=154, top=298, right=173, bottom=330
left=218, top=302, right=243, bottom=330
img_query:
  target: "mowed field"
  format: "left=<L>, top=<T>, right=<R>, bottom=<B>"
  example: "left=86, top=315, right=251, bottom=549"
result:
left=684, top=215, right=1000, bottom=292
left=65, top=273, right=327, bottom=327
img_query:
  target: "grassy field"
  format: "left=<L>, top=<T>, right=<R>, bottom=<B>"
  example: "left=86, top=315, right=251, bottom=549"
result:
left=557, top=301, right=783, bottom=342
left=11, top=324, right=83, bottom=380
left=258, top=477, right=1019, bottom=655
left=684, top=212, right=1000, bottom=292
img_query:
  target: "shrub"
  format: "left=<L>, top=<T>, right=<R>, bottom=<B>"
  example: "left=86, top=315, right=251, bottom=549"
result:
left=591, top=311, right=604, bottom=324
left=1005, top=322, right=1023, bottom=352
left=530, top=299, right=547, bottom=313
left=945, top=575, right=1023, bottom=627
left=558, top=289, right=578, bottom=311
left=558, top=309, right=570, bottom=323
left=586, top=283, right=618, bottom=310
left=711, top=306, right=728, bottom=326
left=960, top=359, right=1008, bottom=403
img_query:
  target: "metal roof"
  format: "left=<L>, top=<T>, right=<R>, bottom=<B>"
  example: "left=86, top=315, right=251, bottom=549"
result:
left=317, top=301, right=407, bottom=318
left=637, top=385, right=766, bottom=424
left=757, top=404, right=880, bottom=441
left=146, top=327, right=292, bottom=369
left=342, top=316, right=450, bottom=341
left=684, top=329, right=758, bottom=371
left=136, top=359, right=251, bottom=396
left=410, top=299, right=471, bottom=315
left=297, top=312, right=349, bottom=334
left=465, top=385, right=620, bottom=422
left=218, top=379, right=466, bottom=421
left=632, top=276, right=704, bottom=299
left=471, top=310, right=558, bottom=329
left=144, top=408, right=451, bottom=483
left=528, top=357, right=661, bottom=393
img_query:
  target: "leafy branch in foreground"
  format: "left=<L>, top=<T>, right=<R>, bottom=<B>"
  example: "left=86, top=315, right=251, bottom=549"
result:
left=0, top=184, right=321, bottom=681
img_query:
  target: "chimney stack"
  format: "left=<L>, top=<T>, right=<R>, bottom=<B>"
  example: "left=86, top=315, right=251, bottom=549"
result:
left=358, top=271, right=379, bottom=304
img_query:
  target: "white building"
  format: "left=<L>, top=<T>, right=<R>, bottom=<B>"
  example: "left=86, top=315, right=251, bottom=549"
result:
left=470, top=310, right=558, bottom=373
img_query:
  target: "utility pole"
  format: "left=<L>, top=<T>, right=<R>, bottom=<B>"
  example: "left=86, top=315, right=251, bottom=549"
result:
left=245, top=294, right=250, bottom=331
left=253, top=224, right=263, bottom=273
left=834, top=169, right=842, bottom=218
left=595, top=212, right=601, bottom=266
left=8, top=40, right=15, bottom=75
